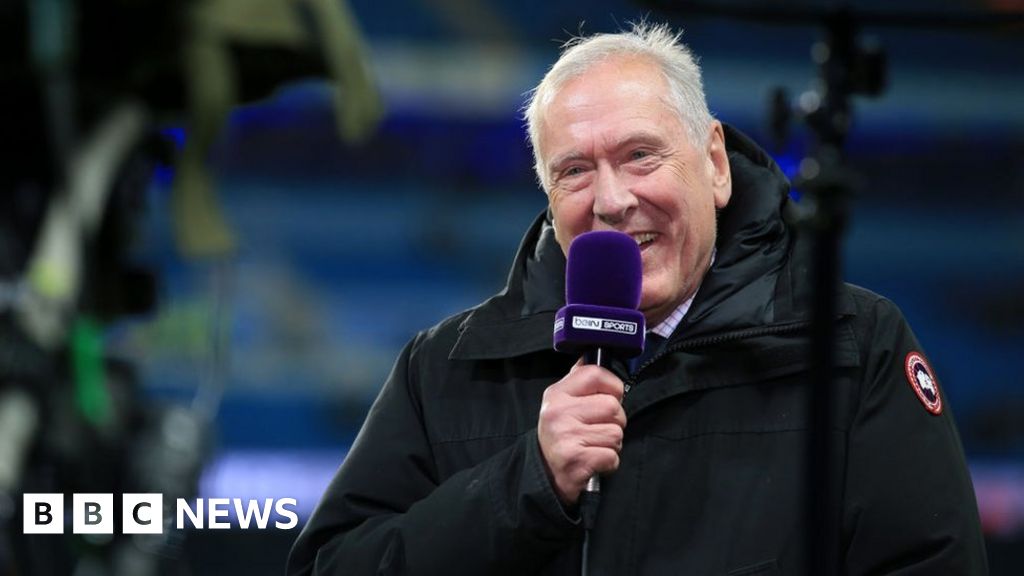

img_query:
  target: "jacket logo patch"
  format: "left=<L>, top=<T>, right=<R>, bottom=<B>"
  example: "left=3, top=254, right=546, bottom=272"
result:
left=904, top=352, right=942, bottom=415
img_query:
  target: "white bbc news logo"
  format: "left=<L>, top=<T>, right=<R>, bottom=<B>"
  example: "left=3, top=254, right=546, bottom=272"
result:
left=23, top=494, right=298, bottom=534
left=571, top=316, right=638, bottom=335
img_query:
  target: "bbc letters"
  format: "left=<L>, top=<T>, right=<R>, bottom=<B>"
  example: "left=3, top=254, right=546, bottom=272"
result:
left=23, top=493, right=298, bottom=534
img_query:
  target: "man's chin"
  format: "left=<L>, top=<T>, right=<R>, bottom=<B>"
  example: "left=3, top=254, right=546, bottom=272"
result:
left=640, top=298, right=672, bottom=327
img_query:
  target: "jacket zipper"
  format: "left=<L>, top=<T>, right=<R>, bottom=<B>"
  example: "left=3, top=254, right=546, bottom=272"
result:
left=624, top=321, right=812, bottom=391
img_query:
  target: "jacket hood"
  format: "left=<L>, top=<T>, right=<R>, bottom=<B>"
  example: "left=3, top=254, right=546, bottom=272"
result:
left=450, top=125, right=803, bottom=360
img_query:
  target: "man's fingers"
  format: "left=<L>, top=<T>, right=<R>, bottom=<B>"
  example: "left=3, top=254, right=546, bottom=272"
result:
left=568, top=357, right=585, bottom=374
left=556, top=364, right=624, bottom=401
left=540, top=389, right=626, bottom=431
left=580, top=423, right=625, bottom=451
left=573, top=447, right=621, bottom=480
left=573, top=395, right=627, bottom=428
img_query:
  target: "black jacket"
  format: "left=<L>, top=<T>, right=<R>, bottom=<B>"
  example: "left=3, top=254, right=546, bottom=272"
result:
left=287, top=127, right=987, bottom=575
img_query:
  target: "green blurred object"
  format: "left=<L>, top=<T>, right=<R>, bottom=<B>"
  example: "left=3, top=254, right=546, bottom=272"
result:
left=71, top=316, right=110, bottom=427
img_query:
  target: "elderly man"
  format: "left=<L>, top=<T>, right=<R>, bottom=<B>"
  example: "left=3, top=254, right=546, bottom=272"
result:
left=287, top=23, right=986, bottom=575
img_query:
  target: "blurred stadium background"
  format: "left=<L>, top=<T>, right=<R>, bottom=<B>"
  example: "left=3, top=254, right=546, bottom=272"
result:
left=2, top=0, right=1022, bottom=574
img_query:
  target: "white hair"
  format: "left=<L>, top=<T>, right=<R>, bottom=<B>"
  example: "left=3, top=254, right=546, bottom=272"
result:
left=523, top=22, right=713, bottom=191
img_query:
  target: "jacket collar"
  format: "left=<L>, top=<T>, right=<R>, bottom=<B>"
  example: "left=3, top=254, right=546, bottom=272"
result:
left=449, top=125, right=853, bottom=361
left=449, top=210, right=562, bottom=360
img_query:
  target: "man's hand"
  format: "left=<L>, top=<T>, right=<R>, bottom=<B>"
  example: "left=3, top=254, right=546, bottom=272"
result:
left=537, top=360, right=627, bottom=506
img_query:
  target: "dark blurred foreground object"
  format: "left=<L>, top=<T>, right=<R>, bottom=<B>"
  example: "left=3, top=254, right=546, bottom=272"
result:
left=0, top=1, right=381, bottom=574
left=644, top=1, right=1021, bottom=574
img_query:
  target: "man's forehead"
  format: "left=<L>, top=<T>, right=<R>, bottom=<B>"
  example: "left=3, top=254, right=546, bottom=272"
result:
left=541, top=105, right=684, bottom=167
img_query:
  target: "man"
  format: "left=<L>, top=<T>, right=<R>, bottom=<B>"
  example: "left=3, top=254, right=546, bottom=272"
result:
left=288, top=23, right=987, bottom=575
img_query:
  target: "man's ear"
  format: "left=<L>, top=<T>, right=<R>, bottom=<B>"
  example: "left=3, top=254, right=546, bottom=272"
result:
left=707, top=121, right=732, bottom=209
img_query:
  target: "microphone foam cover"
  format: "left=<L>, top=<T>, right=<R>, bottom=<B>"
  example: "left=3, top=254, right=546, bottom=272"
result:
left=565, top=231, right=642, bottom=309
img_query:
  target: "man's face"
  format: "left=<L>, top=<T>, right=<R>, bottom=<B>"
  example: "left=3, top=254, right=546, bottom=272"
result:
left=539, top=56, right=732, bottom=325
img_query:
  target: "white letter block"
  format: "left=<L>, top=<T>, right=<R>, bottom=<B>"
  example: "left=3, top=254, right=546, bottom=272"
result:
left=73, top=494, right=114, bottom=534
left=123, top=493, right=163, bottom=534
left=23, top=493, right=63, bottom=534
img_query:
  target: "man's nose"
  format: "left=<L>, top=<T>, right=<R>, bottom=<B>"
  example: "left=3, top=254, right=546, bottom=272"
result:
left=592, top=167, right=638, bottom=226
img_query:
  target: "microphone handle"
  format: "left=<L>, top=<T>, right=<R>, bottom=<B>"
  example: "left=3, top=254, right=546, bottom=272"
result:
left=582, top=348, right=605, bottom=368
left=579, top=347, right=606, bottom=530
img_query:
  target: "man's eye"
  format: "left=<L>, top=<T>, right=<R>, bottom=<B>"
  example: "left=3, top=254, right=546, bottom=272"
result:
left=563, top=166, right=584, bottom=177
left=631, top=150, right=651, bottom=160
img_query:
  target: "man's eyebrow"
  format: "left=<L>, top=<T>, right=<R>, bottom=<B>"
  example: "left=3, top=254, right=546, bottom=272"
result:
left=548, top=151, right=588, bottom=175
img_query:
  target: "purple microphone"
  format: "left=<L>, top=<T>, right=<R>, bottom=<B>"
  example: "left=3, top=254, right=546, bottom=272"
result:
left=553, top=230, right=646, bottom=534
left=554, top=231, right=646, bottom=360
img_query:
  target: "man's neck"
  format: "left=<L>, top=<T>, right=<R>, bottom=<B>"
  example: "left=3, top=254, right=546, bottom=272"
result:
left=647, top=248, right=716, bottom=338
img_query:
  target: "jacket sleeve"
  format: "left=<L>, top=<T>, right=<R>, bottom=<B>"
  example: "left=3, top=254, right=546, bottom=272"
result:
left=286, top=332, right=580, bottom=576
left=842, top=297, right=988, bottom=575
